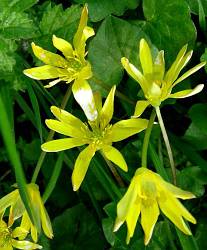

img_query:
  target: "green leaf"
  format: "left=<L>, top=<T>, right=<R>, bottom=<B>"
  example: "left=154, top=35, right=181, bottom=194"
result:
left=52, top=203, right=106, bottom=250
left=0, top=0, right=38, bottom=12
left=177, top=166, right=207, bottom=197
left=184, top=103, right=207, bottom=150
left=0, top=11, right=38, bottom=39
left=140, top=0, right=196, bottom=63
left=88, top=16, right=148, bottom=89
left=39, top=4, right=81, bottom=38
left=73, top=0, right=140, bottom=22
left=186, top=0, right=207, bottom=16
left=0, top=91, right=39, bottom=231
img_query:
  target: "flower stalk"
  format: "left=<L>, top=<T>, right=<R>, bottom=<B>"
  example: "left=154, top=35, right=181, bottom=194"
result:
left=155, top=106, right=176, bottom=185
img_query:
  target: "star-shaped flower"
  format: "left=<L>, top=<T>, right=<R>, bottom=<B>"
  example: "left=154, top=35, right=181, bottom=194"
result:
left=23, top=5, right=97, bottom=121
left=114, top=167, right=196, bottom=245
left=121, top=39, right=206, bottom=117
left=41, top=86, right=148, bottom=191
left=0, top=184, right=53, bottom=243
left=0, top=219, right=42, bottom=250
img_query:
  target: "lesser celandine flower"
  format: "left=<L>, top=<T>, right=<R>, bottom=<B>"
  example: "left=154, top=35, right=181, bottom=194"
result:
left=114, top=167, right=196, bottom=245
left=0, top=219, right=42, bottom=250
left=121, top=39, right=206, bottom=117
left=0, top=184, right=53, bottom=243
left=23, top=5, right=97, bottom=121
left=41, top=86, right=148, bottom=191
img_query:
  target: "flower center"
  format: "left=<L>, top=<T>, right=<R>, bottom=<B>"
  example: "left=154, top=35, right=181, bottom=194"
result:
left=66, top=57, right=83, bottom=72
left=0, top=227, right=12, bottom=248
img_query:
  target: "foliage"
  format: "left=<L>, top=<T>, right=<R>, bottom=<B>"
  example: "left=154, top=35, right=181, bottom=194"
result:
left=0, top=0, right=207, bottom=249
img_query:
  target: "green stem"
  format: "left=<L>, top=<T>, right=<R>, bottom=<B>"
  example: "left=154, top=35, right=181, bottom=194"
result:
left=141, top=109, right=156, bottom=168
left=155, top=107, right=176, bottom=185
left=42, top=153, right=64, bottom=203
left=31, top=85, right=72, bottom=183
left=100, top=152, right=125, bottom=188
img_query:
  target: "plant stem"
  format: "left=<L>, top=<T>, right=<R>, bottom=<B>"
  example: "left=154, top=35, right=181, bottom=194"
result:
left=141, top=109, right=156, bottom=168
left=155, top=107, right=176, bottom=185
left=31, top=85, right=72, bottom=183
left=100, top=152, right=125, bottom=188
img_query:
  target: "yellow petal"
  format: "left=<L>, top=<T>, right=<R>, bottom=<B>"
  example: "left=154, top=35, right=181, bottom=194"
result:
left=141, top=200, right=159, bottom=245
left=72, top=79, right=98, bottom=121
left=100, top=85, right=116, bottom=129
left=31, top=42, right=68, bottom=68
left=50, top=106, right=87, bottom=130
left=101, top=145, right=128, bottom=172
left=121, top=57, right=148, bottom=93
left=44, top=79, right=62, bottom=88
left=164, top=44, right=188, bottom=85
left=153, top=50, right=165, bottom=80
left=45, top=119, right=85, bottom=138
left=20, top=212, right=31, bottom=236
left=172, top=62, right=206, bottom=86
left=78, top=62, right=93, bottom=80
left=12, top=239, right=42, bottom=249
left=12, top=227, right=28, bottom=239
left=163, top=182, right=196, bottom=200
left=111, top=118, right=148, bottom=142
left=39, top=203, right=53, bottom=239
left=169, top=84, right=204, bottom=99
left=139, top=39, right=153, bottom=76
left=126, top=200, right=141, bottom=244
left=169, top=50, right=193, bottom=85
left=133, top=100, right=150, bottom=117
left=23, top=65, right=61, bottom=80
left=31, top=224, right=38, bottom=242
left=8, top=197, right=25, bottom=226
left=158, top=195, right=194, bottom=235
left=72, top=145, right=96, bottom=191
left=0, top=190, right=19, bottom=214
left=114, top=178, right=138, bottom=232
left=73, top=6, right=95, bottom=60
left=93, top=91, right=102, bottom=113
left=52, top=35, right=73, bottom=58
left=41, top=138, right=86, bottom=152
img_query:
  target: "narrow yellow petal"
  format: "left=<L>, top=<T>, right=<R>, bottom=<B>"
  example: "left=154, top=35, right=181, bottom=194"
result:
left=31, top=224, right=38, bottom=243
left=39, top=203, right=53, bottom=239
left=169, top=84, right=204, bottom=99
left=153, top=50, right=165, bottom=80
left=45, top=119, right=85, bottom=138
left=31, top=42, right=68, bottom=68
left=101, top=145, right=128, bottom=172
left=121, top=57, right=148, bottom=93
left=12, top=239, right=42, bottom=249
left=41, top=138, right=86, bottom=152
left=72, top=79, right=98, bottom=121
left=72, top=145, right=96, bottom=191
left=50, top=106, right=87, bottom=130
left=100, top=85, right=116, bottom=129
left=133, top=100, right=150, bottom=117
left=139, top=39, right=153, bottom=76
left=163, top=182, right=196, bottom=200
left=12, top=227, right=28, bottom=239
left=172, top=62, right=206, bottom=86
left=141, top=200, right=159, bottom=245
left=23, top=65, right=60, bottom=80
left=0, top=190, right=19, bottom=214
left=44, top=79, right=62, bottom=88
left=52, top=35, right=73, bottom=58
left=164, top=44, right=188, bottom=85
left=126, top=200, right=141, bottom=244
left=158, top=195, right=193, bottom=235
left=114, top=178, right=138, bottom=232
left=93, top=91, right=102, bottom=113
left=111, top=118, right=148, bottom=142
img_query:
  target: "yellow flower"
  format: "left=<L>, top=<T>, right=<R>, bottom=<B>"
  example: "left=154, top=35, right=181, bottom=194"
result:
left=0, top=219, right=42, bottom=250
left=114, top=167, right=196, bottom=245
left=121, top=39, right=206, bottom=117
left=41, top=86, right=148, bottom=191
left=23, top=5, right=97, bottom=121
left=0, top=184, right=53, bottom=243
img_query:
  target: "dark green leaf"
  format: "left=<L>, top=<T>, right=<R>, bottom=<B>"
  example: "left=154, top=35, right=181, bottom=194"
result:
left=73, top=0, right=140, bottom=22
